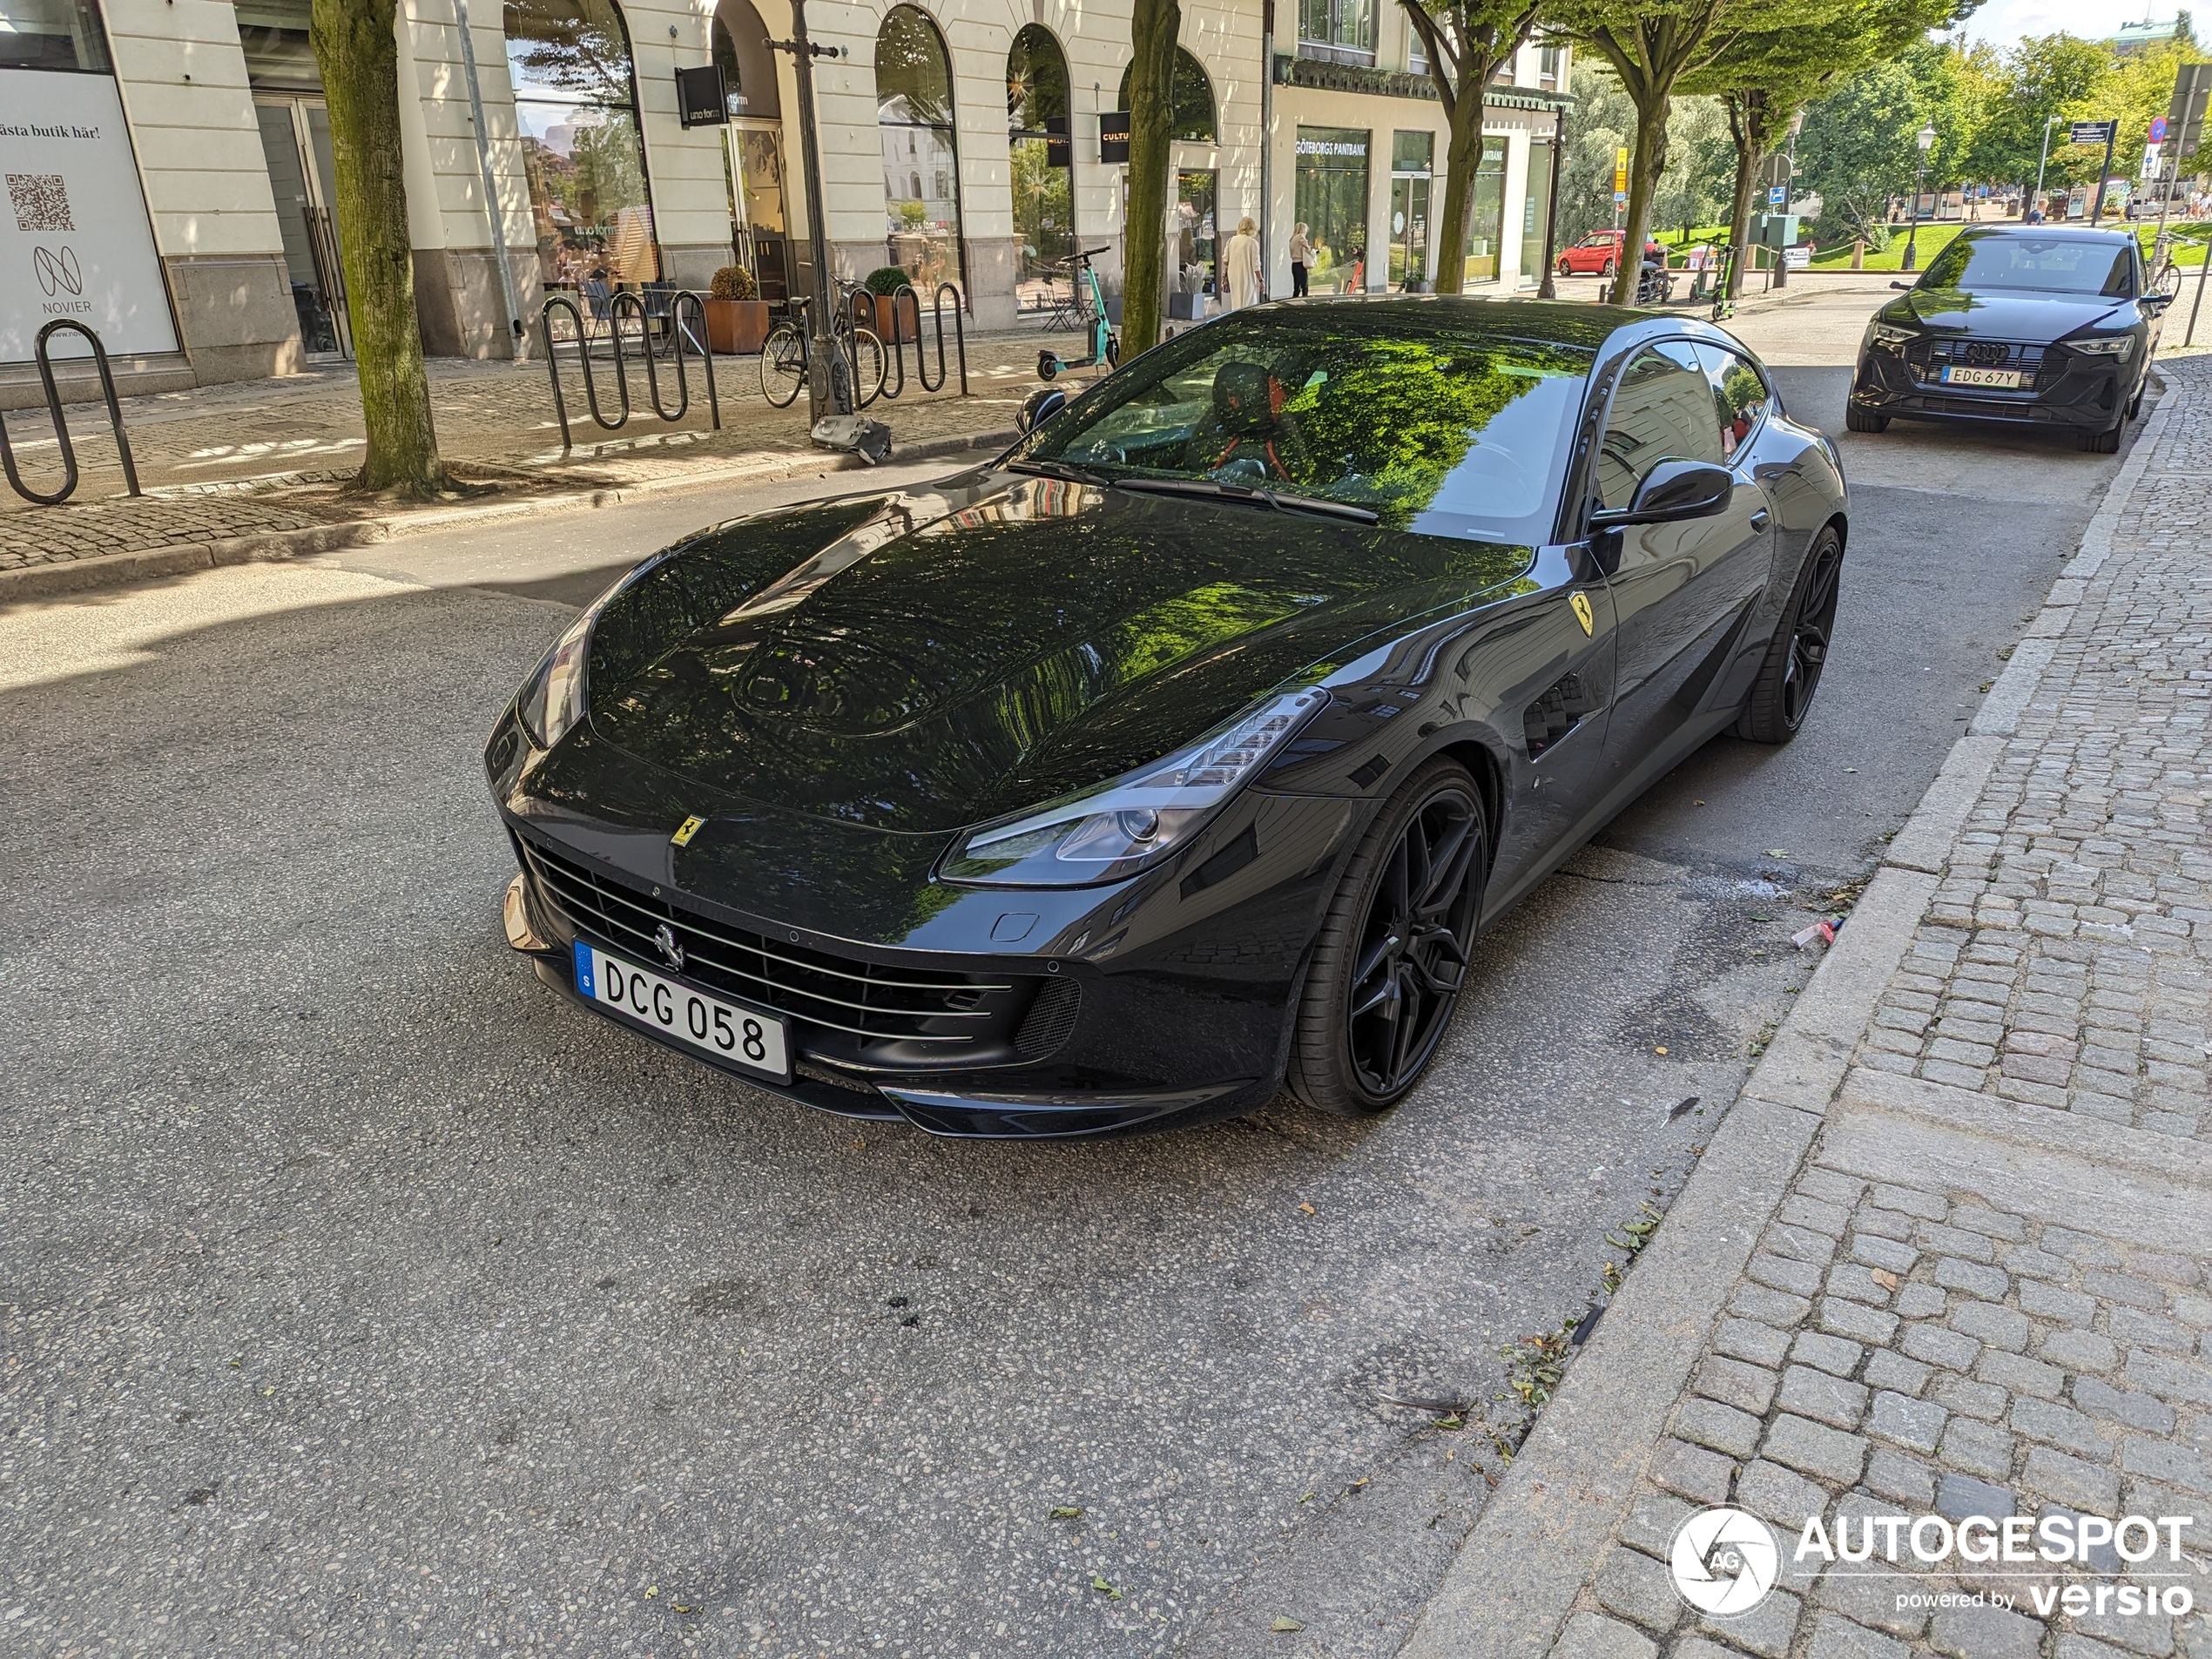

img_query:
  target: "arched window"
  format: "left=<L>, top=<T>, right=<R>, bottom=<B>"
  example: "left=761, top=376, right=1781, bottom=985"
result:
left=876, top=4, right=961, bottom=292
left=1116, top=49, right=1216, bottom=144
left=1008, top=24, right=1074, bottom=307
left=505, top=0, right=658, bottom=287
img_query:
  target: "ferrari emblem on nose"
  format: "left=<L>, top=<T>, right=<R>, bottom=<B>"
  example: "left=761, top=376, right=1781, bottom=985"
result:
left=671, top=814, right=705, bottom=846
left=1571, top=592, right=1595, bottom=637
left=652, top=923, right=685, bottom=971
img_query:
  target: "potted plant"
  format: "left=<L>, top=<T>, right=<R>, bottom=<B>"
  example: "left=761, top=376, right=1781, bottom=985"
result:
left=863, top=265, right=916, bottom=342
left=704, top=264, right=768, bottom=354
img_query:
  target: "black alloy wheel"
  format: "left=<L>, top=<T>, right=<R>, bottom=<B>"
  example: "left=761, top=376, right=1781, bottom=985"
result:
left=1737, top=526, right=1844, bottom=744
left=1288, top=759, right=1487, bottom=1116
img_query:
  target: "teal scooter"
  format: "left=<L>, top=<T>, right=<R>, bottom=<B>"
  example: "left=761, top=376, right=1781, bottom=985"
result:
left=1036, top=246, right=1122, bottom=381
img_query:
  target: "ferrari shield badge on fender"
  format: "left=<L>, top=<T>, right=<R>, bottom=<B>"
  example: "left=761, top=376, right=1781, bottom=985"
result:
left=1571, top=592, right=1594, bottom=637
left=671, top=815, right=706, bottom=847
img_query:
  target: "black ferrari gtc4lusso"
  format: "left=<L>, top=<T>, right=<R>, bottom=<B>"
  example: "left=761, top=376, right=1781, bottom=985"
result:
left=486, top=298, right=1848, bottom=1137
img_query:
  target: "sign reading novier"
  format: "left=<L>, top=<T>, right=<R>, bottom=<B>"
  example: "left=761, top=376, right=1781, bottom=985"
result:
left=0, top=72, right=176, bottom=364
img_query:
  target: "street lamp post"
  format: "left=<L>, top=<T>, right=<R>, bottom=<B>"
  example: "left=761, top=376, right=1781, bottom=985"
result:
left=2030, top=113, right=2059, bottom=220
left=1902, top=121, right=1936, bottom=273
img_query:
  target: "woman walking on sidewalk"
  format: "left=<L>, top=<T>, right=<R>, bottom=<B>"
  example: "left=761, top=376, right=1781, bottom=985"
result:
left=1225, top=216, right=1263, bottom=310
left=1288, top=222, right=1311, bottom=297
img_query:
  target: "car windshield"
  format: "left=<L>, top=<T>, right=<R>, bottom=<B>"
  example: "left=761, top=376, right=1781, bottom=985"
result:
left=1919, top=234, right=2134, bottom=298
left=1010, top=308, right=1597, bottom=543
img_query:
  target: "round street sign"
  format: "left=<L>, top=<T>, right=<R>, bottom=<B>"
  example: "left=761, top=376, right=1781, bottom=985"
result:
left=2152, top=115, right=2170, bottom=143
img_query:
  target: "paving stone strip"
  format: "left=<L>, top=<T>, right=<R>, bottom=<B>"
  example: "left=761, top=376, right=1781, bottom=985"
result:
left=0, top=334, right=1076, bottom=583
left=1403, top=360, right=2212, bottom=1659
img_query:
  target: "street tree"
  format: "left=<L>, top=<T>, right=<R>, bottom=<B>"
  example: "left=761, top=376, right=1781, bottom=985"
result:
left=1684, top=0, right=1969, bottom=297
left=1966, top=32, right=2112, bottom=212
left=310, top=0, right=448, bottom=496
left=1398, top=0, right=1548, bottom=293
left=1797, top=39, right=1981, bottom=246
left=1549, top=0, right=1789, bottom=305
left=1120, top=0, right=1182, bottom=355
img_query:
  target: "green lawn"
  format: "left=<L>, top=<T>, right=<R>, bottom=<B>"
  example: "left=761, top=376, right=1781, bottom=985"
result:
left=1626, top=216, right=2212, bottom=273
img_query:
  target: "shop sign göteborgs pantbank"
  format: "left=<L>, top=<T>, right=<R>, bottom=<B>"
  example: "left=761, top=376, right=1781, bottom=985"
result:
left=0, top=71, right=178, bottom=364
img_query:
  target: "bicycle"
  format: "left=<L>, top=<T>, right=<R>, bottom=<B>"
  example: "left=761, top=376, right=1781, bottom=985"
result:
left=759, top=285, right=887, bottom=409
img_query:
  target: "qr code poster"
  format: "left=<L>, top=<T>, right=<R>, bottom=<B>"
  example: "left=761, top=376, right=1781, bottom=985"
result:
left=0, top=72, right=177, bottom=361
left=8, top=172, right=74, bottom=233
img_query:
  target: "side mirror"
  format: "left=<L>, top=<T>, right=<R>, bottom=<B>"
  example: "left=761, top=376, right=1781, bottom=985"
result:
left=1890, top=280, right=1914, bottom=291
left=1016, top=386, right=1069, bottom=435
left=1590, top=460, right=1735, bottom=530
left=2141, top=291, right=2175, bottom=314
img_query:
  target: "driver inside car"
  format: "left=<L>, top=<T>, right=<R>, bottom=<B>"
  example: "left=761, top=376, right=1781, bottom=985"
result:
left=1187, top=359, right=1312, bottom=485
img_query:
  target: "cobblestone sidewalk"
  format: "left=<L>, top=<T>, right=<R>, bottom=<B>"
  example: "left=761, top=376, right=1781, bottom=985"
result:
left=1407, top=359, right=2212, bottom=1659
left=0, top=327, right=1080, bottom=579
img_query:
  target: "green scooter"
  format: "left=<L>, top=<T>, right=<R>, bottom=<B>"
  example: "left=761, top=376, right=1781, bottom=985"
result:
left=1036, top=246, right=1122, bottom=381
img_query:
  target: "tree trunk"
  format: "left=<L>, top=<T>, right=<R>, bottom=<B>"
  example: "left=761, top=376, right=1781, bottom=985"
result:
left=311, top=0, right=447, bottom=496
left=1610, top=94, right=1669, bottom=306
left=1724, top=96, right=1759, bottom=301
left=1122, top=0, right=1183, bottom=357
left=1433, top=88, right=1486, bottom=295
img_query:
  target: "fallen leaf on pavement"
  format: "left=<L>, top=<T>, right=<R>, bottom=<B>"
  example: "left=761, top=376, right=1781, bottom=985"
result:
left=1871, top=1268, right=1899, bottom=1290
left=1298, top=1202, right=1316, bottom=1216
left=1271, top=1615, right=1306, bottom=1632
left=1050, top=1506, right=1082, bottom=1519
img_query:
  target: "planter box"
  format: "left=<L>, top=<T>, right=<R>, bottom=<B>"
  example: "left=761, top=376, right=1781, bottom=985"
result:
left=704, top=298, right=770, bottom=354
left=1168, top=292, right=1211, bottom=320
left=865, top=292, right=921, bottom=342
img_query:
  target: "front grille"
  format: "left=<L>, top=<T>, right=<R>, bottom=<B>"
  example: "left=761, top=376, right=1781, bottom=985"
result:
left=518, top=834, right=1037, bottom=1055
left=1907, top=338, right=2048, bottom=391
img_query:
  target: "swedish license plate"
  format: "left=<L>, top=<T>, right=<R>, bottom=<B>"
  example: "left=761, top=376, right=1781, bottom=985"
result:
left=1941, top=365, right=2021, bottom=388
left=573, top=941, right=791, bottom=1082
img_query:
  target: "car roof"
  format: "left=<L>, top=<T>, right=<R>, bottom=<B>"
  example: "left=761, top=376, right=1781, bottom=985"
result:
left=1958, top=224, right=2137, bottom=244
left=1261, top=293, right=1744, bottom=353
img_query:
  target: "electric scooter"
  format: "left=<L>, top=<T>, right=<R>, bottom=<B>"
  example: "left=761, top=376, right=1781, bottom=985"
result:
left=1037, top=246, right=1122, bottom=381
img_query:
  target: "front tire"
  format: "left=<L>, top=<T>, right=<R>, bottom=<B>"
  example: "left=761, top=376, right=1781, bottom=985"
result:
left=1736, top=525, right=1844, bottom=744
left=2076, top=419, right=2121, bottom=454
left=759, top=323, right=806, bottom=408
left=1601, top=258, right=1617, bottom=279
left=1288, top=759, right=1487, bottom=1117
left=1844, top=399, right=1889, bottom=433
left=1037, top=352, right=1059, bottom=381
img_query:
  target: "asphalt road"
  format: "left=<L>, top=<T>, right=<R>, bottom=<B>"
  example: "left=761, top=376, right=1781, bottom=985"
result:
left=0, top=284, right=2138, bottom=1656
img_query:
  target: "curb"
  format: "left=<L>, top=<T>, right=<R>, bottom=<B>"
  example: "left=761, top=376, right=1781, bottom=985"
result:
left=0, top=428, right=1017, bottom=606
left=1395, top=374, right=2177, bottom=1659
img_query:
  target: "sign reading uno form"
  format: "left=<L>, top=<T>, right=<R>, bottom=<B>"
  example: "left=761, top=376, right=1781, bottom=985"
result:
left=0, top=71, right=177, bottom=362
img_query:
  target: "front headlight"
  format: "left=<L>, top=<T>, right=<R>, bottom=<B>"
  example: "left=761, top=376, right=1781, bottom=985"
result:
left=1871, top=323, right=1917, bottom=347
left=2068, top=335, right=2133, bottom=360
left=941, top=687, right=1331, bottom=887
left=513, top=568, right=642, bottom=750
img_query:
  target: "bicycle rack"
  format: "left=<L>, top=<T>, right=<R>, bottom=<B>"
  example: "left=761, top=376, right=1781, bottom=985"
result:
left=0, top=320, right=142, bottom=506
left=540, top=289, right=719, bottom=453
left=852, top=282, right=969, bottom=402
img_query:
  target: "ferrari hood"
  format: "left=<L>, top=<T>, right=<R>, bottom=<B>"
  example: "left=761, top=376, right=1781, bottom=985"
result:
left=582, top=475, right=1533, bottom=834
left=1890, top=287, right=2135, bottom=338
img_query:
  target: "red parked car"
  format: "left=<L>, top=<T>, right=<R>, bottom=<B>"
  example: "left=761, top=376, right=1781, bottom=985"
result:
left=1554, top=229, right=1665, bottom=277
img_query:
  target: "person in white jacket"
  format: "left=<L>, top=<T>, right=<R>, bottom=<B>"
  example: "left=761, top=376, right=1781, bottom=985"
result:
left=1224, top=215, right=1263, bottom=310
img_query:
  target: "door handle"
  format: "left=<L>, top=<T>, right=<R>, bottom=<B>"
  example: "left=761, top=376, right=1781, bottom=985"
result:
left=1749, top=508, right=1771, bottom=530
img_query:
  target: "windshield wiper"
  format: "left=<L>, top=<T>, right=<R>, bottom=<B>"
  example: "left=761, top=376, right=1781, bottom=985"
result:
left=1110, top=476, right=1380, bottom=524
left=1006, top=458, right=1113, bottom=487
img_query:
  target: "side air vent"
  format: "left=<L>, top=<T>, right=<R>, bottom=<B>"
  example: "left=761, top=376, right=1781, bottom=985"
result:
left=1014, top=976, right=1082, bottom=1059
left=1523, top=672, right=1598, bottom=759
